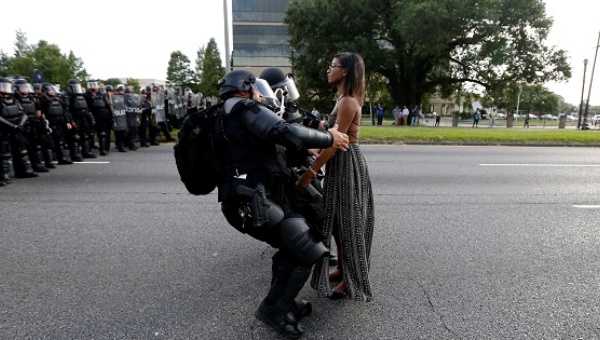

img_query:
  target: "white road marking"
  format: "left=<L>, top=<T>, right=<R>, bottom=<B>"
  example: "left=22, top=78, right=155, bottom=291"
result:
left=572, top=205, right=600, bottom=209
left=73, top=162, right=110, bottom=164
left=480, top=164, right=600, bottom=167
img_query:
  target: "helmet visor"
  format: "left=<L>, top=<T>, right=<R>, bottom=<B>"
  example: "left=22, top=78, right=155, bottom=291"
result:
left=253, top=79, right=280, bottom=107
left=16, top=83, right=34, bottom=94
left=70, top=83, right=84, bottom=94
left=87, top=81, right=99, bottom=90
left=272, top=76, right=300, bottom=101
left=0, top=82, right=13, bottom=94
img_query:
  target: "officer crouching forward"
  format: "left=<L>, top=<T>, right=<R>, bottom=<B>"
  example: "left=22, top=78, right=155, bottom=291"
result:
left=215, top=69, right=348, bottom=339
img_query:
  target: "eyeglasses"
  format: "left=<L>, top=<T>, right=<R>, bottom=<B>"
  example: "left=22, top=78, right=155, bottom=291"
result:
left=328, top=64, right=344, bottom=69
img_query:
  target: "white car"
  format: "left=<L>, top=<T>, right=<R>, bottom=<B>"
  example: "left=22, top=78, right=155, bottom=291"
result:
left=540, top=114, right=558, bottom=121
left=495, top=113, right=507, bottom=120
left=562, top=114, right=577, bottom=122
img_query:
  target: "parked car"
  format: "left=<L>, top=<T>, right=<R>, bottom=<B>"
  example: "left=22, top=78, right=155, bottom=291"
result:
left=591, top=114, right=600, bottom=125
left=540, top=114, right=558, bottom=121
left=558, top=114, right=577, bottom=122
left=495, top=112, right=507, bottom=120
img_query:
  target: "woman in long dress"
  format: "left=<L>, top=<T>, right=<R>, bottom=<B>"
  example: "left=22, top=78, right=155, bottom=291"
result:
left=297, top=52, right=374, bottom=301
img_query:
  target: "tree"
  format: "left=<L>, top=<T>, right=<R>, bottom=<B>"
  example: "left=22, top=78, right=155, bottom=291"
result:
left=166, top=51, right=196, bottom=90
left=1, top=31, right=88, bottom=88
left=285, top=0, right=571, bottom=110
left=195, top=38, right=225, bottom=98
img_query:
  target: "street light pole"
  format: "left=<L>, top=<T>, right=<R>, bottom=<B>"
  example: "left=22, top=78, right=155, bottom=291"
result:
left=584, top=31, right=600, bottom=122
left=515, top=85, right=523, bottom=116
left=578, top=59, right=589, bottom=129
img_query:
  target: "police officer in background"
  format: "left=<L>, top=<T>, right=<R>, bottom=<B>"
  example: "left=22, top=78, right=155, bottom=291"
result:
left=137, top=87, right=152, bottom=148
left=215, top=69, right=349, bottom=339
left=84, top=81, right=113, bottom=156
left=124, top=86, right=140, bottom=150
left=109, top=84, right=127, bottom=152
left=66, top=79, right=96, bottom=159
left=13, top=78, right=49, bottom=173
left=38, top=83, right=74, bottom=165
left=0, top=78, right=38, bottom=184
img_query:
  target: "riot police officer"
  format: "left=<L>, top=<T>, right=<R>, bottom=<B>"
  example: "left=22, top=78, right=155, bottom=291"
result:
left=215, top=69, right=349, bottom=339
left=84, top=81, right=113, bottom=156
left=124, top=87, right=140, bottom=150
left=0, top=78, right=38, bottom=184
left=38, top=83, right=74, bottom=165
left=111, top=84, right=128, bottom=152
left=138, top=88, right=152, bottom=148
left=13, top=78, right=49, bottom=172
left=66, top=79, right=96, bottom=159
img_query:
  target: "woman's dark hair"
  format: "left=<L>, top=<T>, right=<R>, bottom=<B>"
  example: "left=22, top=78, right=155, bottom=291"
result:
left=335, top=52, right=365, bottom=105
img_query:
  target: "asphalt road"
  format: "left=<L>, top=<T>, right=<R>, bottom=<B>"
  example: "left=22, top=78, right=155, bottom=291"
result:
left=2, top=144, right=600, bottom=340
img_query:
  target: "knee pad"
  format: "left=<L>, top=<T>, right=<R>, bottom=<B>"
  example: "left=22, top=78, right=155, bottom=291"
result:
left=280, top=217, right=329, bottom=265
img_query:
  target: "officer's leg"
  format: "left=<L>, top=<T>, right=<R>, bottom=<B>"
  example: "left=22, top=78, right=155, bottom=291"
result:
left=52, top=123, right=72, bottom=165
left=11, top=133, right=37, bottom=178
left=68, top=126, right=83, bottom=162
left=79, top=119, right=96, bottom=158
left=0, top=135, right=12, bottom=184
left=39, top=128, right=55, bottom=169
left=27, top=128, right=47, bottom=172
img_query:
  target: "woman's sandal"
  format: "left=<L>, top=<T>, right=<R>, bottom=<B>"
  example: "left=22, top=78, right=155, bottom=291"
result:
left=328, top=289, right=347, bottom=300
left=328, top=282, right=347, bottom=300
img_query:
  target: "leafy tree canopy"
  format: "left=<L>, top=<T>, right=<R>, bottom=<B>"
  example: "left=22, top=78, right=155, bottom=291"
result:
left=285, top=0, right=571, bottom=111
left=196, top=38, right=225, bottom=98
left=0, top=30, right=88, bottom=88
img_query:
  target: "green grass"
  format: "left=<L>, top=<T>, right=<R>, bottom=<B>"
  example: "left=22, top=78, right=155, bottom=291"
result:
left=359, top=123, right=600, bottom=146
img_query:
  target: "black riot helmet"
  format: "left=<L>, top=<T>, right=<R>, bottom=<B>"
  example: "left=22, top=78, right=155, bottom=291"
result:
left=259, top=67, right=287, bottom=88
left=67, top=79, right=84, bottom=94
left=13, top=78, right=34, bottom=95
left=140, top=88, right=147, bottom=95
left=218, top=69, right=256, bottom=100
left=259, top=67, right=300, bottom=101
left=124, top=87, right=132, bottom=94
left=0, top=77, right=13, bottom=96
left=105, top=85, right=114, bottom=92
left=41, top=82, right=57, bottom=97
left=145, top=85, right=152, bottom=93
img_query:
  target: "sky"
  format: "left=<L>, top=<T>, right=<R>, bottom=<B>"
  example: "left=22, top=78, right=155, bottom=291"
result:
left=0, top=0, right=598, bottom=106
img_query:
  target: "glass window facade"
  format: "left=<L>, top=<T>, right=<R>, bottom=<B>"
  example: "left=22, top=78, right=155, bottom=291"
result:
left=232, top=0, right=291, bottom=68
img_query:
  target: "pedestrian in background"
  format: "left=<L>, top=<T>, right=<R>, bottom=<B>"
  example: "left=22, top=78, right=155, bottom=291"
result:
left=376, top=103, right=384, bottom=125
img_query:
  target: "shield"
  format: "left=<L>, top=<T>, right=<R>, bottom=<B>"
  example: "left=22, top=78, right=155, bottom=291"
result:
left=167, top=88, right=179, bottom=118
left=151, top=91, right=166, bottom=123
left=111, top=94, right=127, bottom=131
left=125, top=94, right=141, bottom=127
left=176, top=93, right=186, bottom=119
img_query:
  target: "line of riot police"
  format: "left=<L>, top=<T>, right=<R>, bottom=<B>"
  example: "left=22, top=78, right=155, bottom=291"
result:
left=0, top=77, right=196, bottom=186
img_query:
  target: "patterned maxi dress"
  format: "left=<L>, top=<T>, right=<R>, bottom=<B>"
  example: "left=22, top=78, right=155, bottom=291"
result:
left=310, top=111, right=375, bottom=301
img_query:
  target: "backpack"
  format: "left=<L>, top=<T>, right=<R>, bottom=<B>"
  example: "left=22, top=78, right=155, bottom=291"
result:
left=173, top=102, right=229, bottom=195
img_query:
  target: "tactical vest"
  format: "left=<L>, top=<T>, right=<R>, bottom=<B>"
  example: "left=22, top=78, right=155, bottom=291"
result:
left=70, top=95, right=88, bottom=114
left=87, top=94, right=111, bottom=119
left=17, top=96, right=37, bottom=119
left=1, top=99, right=21, bottom=124
left=45, top=98, right=65, bottom=122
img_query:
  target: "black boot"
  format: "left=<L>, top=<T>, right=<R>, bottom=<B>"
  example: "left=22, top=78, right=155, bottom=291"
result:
left=14, top=148, right=38, bottom=178
left=81, top=139, right=97, bottom=159
left=29, top=146, right=48, bottom=173
left=1, top=151, right=12, bottom=184
left=291, top=299, right=312, bottom=321
left=255, top=299, right=303, bottom=339
left=43, top=149, right=56, bottom=169
left=70, top=141, right=84, bottom=162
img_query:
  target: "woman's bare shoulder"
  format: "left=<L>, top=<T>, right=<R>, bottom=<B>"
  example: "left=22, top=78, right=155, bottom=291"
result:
left=338, top=96, right=360, bottom=111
